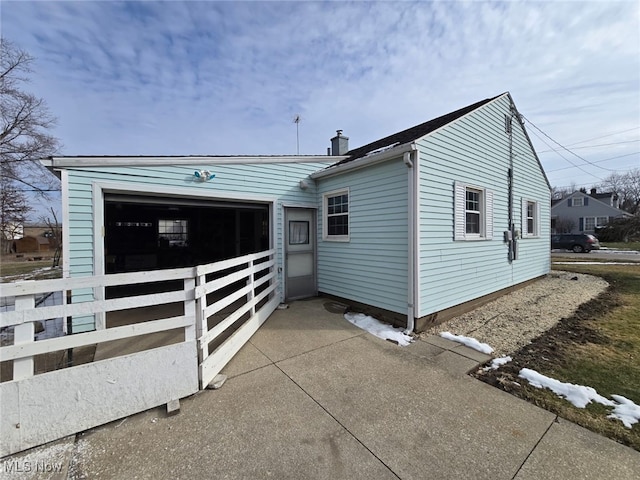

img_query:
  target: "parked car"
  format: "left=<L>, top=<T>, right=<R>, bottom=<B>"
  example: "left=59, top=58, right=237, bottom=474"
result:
left=551, top=234, right=600, bottom=253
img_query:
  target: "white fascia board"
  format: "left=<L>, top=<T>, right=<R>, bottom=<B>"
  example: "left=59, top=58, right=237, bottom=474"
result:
left=43, top=155, right=343, bottom=168
left=310, top=142, right=417, bottom=180
left=94, top=180, right=277, bottom=204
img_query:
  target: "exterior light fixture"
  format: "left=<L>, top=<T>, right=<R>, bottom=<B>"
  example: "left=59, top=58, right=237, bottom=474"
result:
left=194, top=170, right=215, bottom=181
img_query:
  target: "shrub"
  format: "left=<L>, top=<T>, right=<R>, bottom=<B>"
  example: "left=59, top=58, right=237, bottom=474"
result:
left=596, top=216, right=640, bottom=242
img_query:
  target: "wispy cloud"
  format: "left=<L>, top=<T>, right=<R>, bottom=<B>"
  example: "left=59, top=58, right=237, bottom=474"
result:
left=3, top=0, right=639, bottom=192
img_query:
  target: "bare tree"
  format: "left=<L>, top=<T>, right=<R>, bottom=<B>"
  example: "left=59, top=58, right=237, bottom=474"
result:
left=41, top=207, right=62, bottom=267
left=551, top=182, right=576, bottom=200
left=1, top=38, right=61, bottom=194
left=599, top=168, right=640, bottom=214
left=0, top=176, right=31, bottom=254
left=553, top=217, right=576, bottom=234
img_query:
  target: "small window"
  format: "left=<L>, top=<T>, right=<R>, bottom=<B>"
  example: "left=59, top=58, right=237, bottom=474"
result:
left=572, top=197, right=584, bottom=207
left=596, top=216, right=608, bottom=228
left=465, top=189, right=481, bottom=235
left=158, top=219, right=188, bottom=247
left=454, top=182, right=493, bottom=240
left=323, top=189, right=349, bottom=241
left=584, top=217, right=595, bottom=231
left=522, top=199, right=539, bottom=237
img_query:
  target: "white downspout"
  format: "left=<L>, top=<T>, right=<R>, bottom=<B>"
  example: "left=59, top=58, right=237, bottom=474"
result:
left=403, top=145, right=418, bottom=334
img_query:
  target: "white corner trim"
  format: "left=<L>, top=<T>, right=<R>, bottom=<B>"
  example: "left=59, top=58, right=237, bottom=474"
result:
left=61, top=170, right=70, bottom=279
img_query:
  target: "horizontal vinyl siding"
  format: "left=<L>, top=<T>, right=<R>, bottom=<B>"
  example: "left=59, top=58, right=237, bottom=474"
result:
left=317, top=158, right=409, bottom=314
left=418, top=94, right=550, bottom=317
left=64, top=161, right=330, bottom=331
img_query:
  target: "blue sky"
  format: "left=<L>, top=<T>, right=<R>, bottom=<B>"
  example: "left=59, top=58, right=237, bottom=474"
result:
left=2, top=0, right=639, bottom=220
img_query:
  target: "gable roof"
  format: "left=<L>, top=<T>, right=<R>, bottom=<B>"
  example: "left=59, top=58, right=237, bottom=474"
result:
left=333, top=94, right=502, bottom=166
left=551, top=191, right=632, bottom=216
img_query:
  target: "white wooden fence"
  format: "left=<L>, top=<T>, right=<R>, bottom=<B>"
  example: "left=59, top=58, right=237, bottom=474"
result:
left=195, top=249, right=278, bottom=388
left=0, top=249, right=278, bottom=456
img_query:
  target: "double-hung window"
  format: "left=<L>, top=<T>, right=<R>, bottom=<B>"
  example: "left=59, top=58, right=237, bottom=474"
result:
left=521, top=199, right=540, bottom=237
left=465, top=189, right=482, bottom=235
left=454, top=182, right=493, bottom=240
left=323, top=189, right=349, bottom=241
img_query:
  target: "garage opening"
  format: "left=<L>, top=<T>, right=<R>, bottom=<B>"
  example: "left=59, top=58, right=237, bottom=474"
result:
left=103, top=193, right=270, bottom=301
left=104, top=194, right=269, bottom=274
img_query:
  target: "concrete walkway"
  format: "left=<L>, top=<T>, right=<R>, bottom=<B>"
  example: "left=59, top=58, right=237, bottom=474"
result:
left=5, top=298, right=639, bottom=479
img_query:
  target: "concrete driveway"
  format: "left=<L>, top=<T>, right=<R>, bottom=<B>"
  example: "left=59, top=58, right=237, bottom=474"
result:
left=6, top=298, right=639, bottom=479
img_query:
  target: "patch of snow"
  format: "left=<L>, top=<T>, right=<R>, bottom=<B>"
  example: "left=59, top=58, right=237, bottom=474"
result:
left=518, top=368, right=640, bottom=429
left=519, top=368, right=614, bottom=408
left=344, top=312, right=413, bottom=346
left=440, top=332, right=494, bottom=354
left=363, top=142, right=400, bottom=157
left=487, top=356, right=512, bottom=370
left=609, top=395, right=640, bottom=429
left=553, top=262, right=638, bottom=266
left=596, top=249, right=639, bottom=255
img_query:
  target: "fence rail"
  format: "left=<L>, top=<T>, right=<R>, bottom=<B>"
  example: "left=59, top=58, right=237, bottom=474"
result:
left=195, top=249, right=277, bottom=387
left=0, top=249, right=279, bottom=456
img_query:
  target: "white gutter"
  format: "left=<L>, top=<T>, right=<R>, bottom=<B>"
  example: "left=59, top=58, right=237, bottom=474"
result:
left=311, top=141, right=418, bottom=180
left=404, top=144, right=418, bottom=334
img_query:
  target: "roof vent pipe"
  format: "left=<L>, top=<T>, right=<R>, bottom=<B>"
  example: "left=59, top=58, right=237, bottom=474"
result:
left=330, top=130, right=349, bottom=156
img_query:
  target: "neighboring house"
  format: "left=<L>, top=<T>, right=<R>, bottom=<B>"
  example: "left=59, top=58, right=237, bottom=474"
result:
left=13, top=235, right=50, bottom=253
left=42, top=91, right=550, bottom=334
left=23, top=225, right=55, bottom=239
left=551, top=189, right=632, bottom=234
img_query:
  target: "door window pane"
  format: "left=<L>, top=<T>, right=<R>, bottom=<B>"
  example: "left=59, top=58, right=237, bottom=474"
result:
left=289, top=221, right=309, bottom=245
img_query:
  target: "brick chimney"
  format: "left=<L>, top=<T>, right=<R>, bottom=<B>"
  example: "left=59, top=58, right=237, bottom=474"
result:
left=330, top=130, right=349, bottom=156
left=590, top=188, right=597, bottom=196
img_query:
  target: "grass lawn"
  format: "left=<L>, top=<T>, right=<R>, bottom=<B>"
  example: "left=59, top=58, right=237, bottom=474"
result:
left=601, top=241, right=640, bottom=251
left=478, top=262, right=640, bottom=450
left=547, top=264, right=640, bottom=449
left=0, top=257, right=62, bottom=282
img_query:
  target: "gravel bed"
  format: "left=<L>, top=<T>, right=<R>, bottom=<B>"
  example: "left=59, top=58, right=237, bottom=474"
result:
left=419, top=271, right=609, bottom=356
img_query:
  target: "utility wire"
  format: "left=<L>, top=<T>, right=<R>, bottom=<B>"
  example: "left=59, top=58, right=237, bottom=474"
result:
left=523, top=114, right=618, bottom=173
left=12, top=188, right=61, bottom=192
left=562, top=126, right=640, bottom=147
left=528, top=128, right=603, bottom=181
left=537, top=139, right=639, bottom=153
left=546, top=152, right=639, bottom=173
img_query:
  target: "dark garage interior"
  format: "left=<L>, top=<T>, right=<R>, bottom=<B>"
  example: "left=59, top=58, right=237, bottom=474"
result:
left=104, top=194, right=270, bottom=274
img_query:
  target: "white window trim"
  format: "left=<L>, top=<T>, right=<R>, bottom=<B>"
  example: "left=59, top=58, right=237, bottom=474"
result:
left=583, top=216, right=609, bottom=232
left=454, top=182, right=493, bottom=241
left=322, top=188, right=350, bottom=242
left=572, top=197, right=584, bottom=207
left=521, top=198, right=541, bottom=237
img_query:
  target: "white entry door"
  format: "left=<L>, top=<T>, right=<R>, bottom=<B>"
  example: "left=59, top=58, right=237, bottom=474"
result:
left=285, top=208, right=316, bottom=300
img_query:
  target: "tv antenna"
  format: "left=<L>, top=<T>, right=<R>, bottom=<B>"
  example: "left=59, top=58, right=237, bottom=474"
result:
left=293, top=114, right=301, bottom=154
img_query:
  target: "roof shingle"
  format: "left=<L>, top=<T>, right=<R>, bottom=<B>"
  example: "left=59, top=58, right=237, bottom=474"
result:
left=334, top=94, right=502, bottom=165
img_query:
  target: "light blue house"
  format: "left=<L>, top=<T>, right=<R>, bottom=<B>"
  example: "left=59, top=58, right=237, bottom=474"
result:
left=44, top=92, right=550, bottom=334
